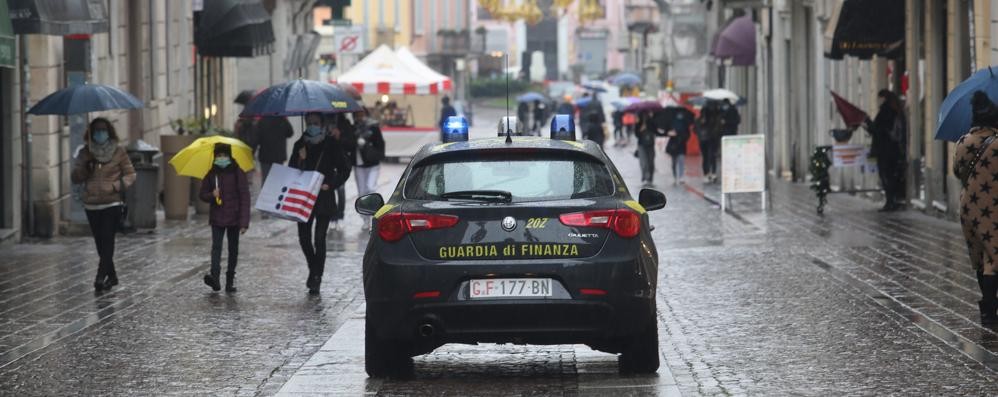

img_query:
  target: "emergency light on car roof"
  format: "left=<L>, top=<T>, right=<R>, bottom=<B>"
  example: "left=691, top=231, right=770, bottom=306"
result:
left=550, top=114, right=576, bottom=141
left=442, top=116, right=469, bottom=143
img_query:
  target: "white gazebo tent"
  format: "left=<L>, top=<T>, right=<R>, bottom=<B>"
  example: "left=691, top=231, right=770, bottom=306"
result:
left=335, top=45, right=451, bottom=129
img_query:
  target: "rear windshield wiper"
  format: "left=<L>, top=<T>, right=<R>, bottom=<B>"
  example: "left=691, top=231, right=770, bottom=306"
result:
left=440, top=190, right=513, bottom=203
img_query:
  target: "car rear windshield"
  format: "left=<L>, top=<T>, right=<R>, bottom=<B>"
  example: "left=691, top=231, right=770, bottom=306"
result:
left=404, top=152, right=615, bottom=202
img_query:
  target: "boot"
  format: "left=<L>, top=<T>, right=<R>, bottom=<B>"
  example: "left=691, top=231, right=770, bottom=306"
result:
left=94, top=272, right=109, bottom=291
left=979, top=273, right=998, bottom=325
left=225, top=272, right=237, bottom=293
left=308, top=276, right=321, bottom=295
left=105, top=269, right=119, bottom=289
left=203, top=270, right=221, bottom=292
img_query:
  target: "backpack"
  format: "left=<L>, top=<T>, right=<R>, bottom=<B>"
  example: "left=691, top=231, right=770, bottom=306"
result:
left=358, top=124, right=385, bottom=164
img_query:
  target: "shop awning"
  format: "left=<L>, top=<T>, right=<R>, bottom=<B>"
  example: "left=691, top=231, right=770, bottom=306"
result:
left=0, top=0, right=15, bottom=68
left=8, top=0, right=107, bottom=35
left=710, top=15, right=755, bottom=66
left=195, top=0, right=274, bottom=58
left=824, top=0, right=904, bottom=60
left=284, top=33, right=320, bottom=74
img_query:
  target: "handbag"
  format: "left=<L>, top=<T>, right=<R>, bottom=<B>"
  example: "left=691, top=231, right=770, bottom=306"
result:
left=116, top=172, right=132, bottom=233
left=956, top=129, right=998, bottom=188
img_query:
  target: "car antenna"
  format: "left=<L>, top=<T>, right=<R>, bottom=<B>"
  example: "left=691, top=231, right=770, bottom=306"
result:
left=505, top=53, right=513, bottom=144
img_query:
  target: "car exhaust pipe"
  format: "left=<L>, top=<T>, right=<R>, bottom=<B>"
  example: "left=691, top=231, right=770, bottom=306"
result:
left=418, top=323, right=435, bottom=337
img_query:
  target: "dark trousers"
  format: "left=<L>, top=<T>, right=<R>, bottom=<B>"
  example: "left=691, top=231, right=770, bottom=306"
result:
left=701, top=139, right=719, bottom=175
left=298, top=214, right=332, bottom=279
left=638, top=144, right=656, bottom=182
left=260, top=162, right=275, bottom=186
left=211, top=226, right=240, bottom=276
left=334, top=185, right=346, bottom=221
left=85, top=206, right=121, bottom=279
left=878, top=156, right=906, bottom=204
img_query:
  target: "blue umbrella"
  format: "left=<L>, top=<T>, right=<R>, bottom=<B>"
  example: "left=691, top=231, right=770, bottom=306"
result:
left=240, top=79, right=363, bottom=117
left=575, top=97, right=593, bottom=107
left=582, top=83, right=607, bottom=93
left=611, top=73, right=641, bottom=86
left=28, top=83, right=143, bottom=115
left=516, top=92, right=547, bottom=103
left=935, top=67, right=998, bottom=141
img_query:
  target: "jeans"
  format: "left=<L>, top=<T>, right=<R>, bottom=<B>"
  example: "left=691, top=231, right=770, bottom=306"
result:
left=638, top=144, right=656, bottom=183
left=211, top=226, right=240, bottom=276
left=298, top=214, right=332, bottom=280
left=85, top=206, right=121, bottom=279
left=671, top=154, right=686, bottom=179
left=701, top=139, right=719, bottom=176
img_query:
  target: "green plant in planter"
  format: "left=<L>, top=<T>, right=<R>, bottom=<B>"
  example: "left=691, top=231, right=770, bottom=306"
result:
left=169, top=117, right=203, bottom=135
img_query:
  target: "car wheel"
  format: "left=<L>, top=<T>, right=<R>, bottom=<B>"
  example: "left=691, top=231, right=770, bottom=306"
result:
left=618, top=320, right=660, bottom=374
left=365, top=317, right=414, bottom=378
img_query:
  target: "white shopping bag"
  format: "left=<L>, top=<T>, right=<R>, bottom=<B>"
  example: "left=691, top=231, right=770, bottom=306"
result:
left=255, top=164, right=325, bottom=222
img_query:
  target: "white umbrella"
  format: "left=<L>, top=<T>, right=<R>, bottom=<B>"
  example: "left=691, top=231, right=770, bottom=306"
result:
left=702, top=88, right=740, bottom=102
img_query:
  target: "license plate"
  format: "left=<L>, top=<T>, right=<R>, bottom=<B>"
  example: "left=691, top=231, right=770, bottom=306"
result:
left=469, top=278, right=552, bottom=299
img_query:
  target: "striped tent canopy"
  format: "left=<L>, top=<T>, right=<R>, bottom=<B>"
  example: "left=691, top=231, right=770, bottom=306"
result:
left=333, top=45, right=452, bottom=95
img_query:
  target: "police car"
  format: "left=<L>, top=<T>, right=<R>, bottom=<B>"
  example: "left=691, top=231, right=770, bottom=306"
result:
left=355, top=115, right=667, bottom=377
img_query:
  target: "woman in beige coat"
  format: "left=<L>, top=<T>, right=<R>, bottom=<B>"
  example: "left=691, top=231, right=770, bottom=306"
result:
left=70, top=118, right=135, bottom=291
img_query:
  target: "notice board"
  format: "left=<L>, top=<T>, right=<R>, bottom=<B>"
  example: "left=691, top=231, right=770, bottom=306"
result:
left=721, top=134, right=766, bottom=194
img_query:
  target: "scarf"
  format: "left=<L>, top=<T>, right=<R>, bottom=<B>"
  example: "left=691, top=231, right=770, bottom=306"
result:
left=89, top=140, right=118, bottom=163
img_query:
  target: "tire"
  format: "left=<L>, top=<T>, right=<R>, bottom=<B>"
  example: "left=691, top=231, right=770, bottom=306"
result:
left=618, top=320, right=660, bottom=374
left=365, top=317, right=414, bottom=378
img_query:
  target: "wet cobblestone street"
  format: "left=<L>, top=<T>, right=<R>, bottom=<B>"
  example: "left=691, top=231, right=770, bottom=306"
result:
left=2, top=115, right=998, bottom=395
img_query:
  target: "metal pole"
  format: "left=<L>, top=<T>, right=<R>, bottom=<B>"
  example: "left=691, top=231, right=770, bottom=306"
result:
left=20, top=35, right=31, bottom=237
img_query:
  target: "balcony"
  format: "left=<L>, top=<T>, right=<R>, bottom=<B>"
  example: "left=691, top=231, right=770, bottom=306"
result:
left=434, top=29, right=471, bottom=56
left=626, top=0, right=660, bottom=33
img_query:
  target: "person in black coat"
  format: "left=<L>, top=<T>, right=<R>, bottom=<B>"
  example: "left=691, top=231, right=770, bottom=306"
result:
left=720, top=99, right=740, bottom=136
left=255, top=116, right=294, bottom=186
left=289, top=112, right=352, bottom=294
left=326, top=113, right=356, bottom=228
left=666, top=110, right=692, bottom=185
left=352, top=110, right=386, bottom=229
left=865, top=89, right=907, bottom=211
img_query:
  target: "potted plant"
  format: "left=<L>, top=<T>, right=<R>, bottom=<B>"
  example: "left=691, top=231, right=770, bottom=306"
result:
left=161, top=117, right=200, bottom=220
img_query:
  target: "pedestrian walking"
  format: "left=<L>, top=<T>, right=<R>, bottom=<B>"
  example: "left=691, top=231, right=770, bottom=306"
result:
left=622, top=110, right=637, bottom=145
left=532, top=100, right=547, bottom=135
left=517, top=101, right=530, bottom=132
left=635, top=110, right=659, bottom=186
left=697, top=101, right=723, bottom=183
left=352, top=109, right=385, bottom=229
left=720, top=99, right=740, bottom=136
left=439, top=96, right=457, bottom=141
left=583, top=112, right=605, bottom=148
left=198, top=143, right=250, bottom=293
left=289, top=113, right=352, bottom=294
left=612, top=110, right=624, bottom=146
left=865, top=89, right=908, bottom=211
left=666, top=111, right=692, bottom=185
left=70, top=118, right=136, bottom=291
left=555, top=95, right=574, bottom=116
left=953, top=91, right=998, bottom=325
left=255, top=116, right=294, bottom=187
left=327, top=114, right=355, bottom=230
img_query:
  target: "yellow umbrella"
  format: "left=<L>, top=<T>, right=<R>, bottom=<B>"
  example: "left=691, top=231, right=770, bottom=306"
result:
left=168, top=135, right=255, bottom=179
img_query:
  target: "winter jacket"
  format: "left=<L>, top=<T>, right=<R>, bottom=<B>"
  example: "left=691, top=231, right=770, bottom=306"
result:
left=666, top=116, right=691, bottom=156
left=199, top=166, right=251, bottom=228
left=288, top=138, right=352, bottom=217
left=70, top=145, right=136, bottom=206
left=721, top=106, right=740, bottom=135
left=256, top=117, right=294, bottom=164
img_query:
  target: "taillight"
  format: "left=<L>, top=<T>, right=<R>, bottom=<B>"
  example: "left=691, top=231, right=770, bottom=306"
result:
left=559, top=209, right=641, bottom=238
left=378, top=213, right=460, bottom=242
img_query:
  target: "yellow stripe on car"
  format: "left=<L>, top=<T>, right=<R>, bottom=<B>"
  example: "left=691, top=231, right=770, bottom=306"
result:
left=623, top=200, right=646, bottom=214
left=374, top=204, right=397, bottom=219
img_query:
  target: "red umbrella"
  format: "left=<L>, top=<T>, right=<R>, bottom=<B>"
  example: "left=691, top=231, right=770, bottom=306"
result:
left=830, top=90, right=869, bottom=128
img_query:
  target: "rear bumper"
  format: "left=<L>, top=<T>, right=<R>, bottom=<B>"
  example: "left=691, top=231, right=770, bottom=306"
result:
left=364, top=256, right=657, bottom=355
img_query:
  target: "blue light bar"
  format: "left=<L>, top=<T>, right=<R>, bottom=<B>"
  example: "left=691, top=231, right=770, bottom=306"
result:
left=442, top=116, right=469, bottom=143
left=550, top=114, right=576, bottom=141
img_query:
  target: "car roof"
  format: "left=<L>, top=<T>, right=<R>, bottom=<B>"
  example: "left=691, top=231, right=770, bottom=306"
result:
left=412, top=137, right=605, bottom=164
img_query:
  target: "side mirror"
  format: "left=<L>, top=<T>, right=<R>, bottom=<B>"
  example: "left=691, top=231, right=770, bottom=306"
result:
left=638, top=189, right=667, bottom=211
left=355, top=193, right=385, bottom=216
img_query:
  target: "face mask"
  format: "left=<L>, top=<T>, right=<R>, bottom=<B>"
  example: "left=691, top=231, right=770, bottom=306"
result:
left=214, top=157, right=232, bottom=168
left=92, top=130, right=110, bottom=144
left=305, top=125, right=323, bottom=136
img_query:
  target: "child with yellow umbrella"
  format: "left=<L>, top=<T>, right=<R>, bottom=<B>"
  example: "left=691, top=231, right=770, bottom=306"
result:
left=169, top=137, right=253, bottom=292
